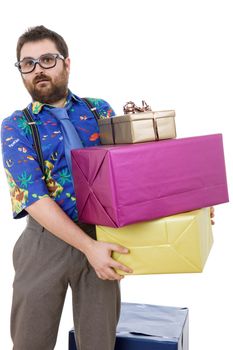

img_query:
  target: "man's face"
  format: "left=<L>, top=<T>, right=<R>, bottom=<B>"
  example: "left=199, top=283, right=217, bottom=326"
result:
left=19, top=39, right=70, bottom=104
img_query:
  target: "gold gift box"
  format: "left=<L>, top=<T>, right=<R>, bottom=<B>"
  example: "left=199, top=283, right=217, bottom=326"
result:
left=96, top=208, right=213, bottom=275
left=98, top=110, right=176, bottom=144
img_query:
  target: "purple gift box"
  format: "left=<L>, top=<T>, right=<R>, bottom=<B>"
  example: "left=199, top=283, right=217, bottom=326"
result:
left=71, top=134, right=229, bottom=227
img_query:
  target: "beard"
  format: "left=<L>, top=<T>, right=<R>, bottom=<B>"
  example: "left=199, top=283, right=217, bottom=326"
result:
left=23, top=66, right=69, bottom=104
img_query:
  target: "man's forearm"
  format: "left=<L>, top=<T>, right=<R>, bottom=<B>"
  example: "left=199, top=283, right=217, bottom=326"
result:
left=25, top=197, right=93, bottom=254
left=25, top=197, right=133, bottom=280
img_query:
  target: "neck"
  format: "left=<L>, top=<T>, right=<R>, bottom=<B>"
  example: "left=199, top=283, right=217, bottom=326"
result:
left=49, top=96, right=67, bottom=108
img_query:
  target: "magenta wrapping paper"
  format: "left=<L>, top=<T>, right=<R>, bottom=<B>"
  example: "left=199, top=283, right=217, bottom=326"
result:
left=71, top=134, right=229, bottom=227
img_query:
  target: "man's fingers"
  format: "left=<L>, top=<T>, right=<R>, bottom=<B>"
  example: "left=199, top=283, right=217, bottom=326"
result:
left=106, top=243, right=133, bottom=273
left=210, top=207, right=215, bottom=225
left=110, top=243, right=130, bottom=254
left=210, top=207, right=215, bottom=218
left=97, top=267, right=124, bottom=281
left=111, top=259, right=133, bottom=274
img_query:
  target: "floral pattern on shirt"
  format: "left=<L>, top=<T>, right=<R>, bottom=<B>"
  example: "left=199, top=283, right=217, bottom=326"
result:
left=1, top=92, right=115, bottom=221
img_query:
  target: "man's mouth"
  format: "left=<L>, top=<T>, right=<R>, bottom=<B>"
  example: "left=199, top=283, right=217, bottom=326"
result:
left=34, top=77, right=50, bottom=85
left=36, top=80, right=49, bottom=85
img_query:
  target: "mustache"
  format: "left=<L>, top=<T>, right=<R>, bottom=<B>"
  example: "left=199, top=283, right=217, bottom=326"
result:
left=33, top=74, right=51, bottom=84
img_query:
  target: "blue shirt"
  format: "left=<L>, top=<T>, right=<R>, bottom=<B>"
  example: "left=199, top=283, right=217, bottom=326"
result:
left=1, top=91, right=115, bottom=222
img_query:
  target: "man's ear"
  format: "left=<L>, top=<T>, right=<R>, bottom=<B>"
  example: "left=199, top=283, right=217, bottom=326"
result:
left=64, top=57, right=71, bottom=73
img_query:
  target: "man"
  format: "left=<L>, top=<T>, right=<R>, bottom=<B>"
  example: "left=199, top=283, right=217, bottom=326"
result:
left=1, top=26, right=132, bottom=350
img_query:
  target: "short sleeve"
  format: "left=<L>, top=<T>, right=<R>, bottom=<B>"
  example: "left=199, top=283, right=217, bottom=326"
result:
left=1, top=113, right=49, bottom=219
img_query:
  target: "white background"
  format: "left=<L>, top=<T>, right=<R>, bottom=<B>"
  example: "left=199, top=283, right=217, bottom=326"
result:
left=0, top=0, right=232, bottom=349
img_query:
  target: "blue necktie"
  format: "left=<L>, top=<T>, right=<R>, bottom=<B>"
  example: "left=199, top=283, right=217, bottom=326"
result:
left=51, top=107, right=83, bottom=175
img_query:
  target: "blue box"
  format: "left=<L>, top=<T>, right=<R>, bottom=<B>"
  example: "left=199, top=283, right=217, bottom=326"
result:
left=69, top=303, right=189, bottom=349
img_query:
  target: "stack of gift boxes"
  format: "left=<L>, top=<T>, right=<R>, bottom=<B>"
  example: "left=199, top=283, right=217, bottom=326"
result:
left=71, top=107, right=229, bottom=275
left=69, top=106, right=229, bottom=349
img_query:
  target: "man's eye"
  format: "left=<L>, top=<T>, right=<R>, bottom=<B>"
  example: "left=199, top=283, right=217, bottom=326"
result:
left=41, top=55, right=54, bottom=64
left=24, top=60, right=34, bottom=67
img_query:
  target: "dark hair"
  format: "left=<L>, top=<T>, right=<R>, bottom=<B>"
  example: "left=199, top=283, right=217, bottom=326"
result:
left=16, top=25, right=69, bottom=61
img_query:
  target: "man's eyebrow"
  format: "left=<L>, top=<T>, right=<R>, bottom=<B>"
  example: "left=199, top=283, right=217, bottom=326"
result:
left=20, top=56, right=35, bottom=61
left=20, top=53, right=59, bottom=60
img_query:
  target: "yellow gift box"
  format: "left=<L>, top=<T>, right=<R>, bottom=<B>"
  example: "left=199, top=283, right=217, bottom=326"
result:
left=96, top=208, right=213, bottom=275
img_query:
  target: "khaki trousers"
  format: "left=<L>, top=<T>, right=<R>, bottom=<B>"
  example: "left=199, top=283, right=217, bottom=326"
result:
left=11, top=216, right=121, bottom=350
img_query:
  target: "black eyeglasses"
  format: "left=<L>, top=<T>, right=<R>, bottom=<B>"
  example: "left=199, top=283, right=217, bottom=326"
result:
left=15, top=53, right=65, bottom=74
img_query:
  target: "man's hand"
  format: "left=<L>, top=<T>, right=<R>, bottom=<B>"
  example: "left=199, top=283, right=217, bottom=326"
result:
left=210, top=206, right=215, bottom=225
left=26, top=198, right=133, bottom=281
left=84, top=240, right=133, bottom=281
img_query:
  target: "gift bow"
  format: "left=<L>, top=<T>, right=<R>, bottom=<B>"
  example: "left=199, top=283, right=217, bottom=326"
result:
left=123, top=100, right=152, bottom=114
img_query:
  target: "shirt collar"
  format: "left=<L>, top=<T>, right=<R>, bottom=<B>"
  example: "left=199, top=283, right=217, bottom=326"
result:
left=31, top=90, right=80, bottom=114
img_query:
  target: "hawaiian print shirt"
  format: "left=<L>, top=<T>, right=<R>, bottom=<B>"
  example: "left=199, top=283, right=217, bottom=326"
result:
left=1, top=91, right=115, bottom=222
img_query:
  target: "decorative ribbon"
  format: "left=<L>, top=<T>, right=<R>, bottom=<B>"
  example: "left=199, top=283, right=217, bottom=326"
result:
left=123, top=100, right=152, bottom=114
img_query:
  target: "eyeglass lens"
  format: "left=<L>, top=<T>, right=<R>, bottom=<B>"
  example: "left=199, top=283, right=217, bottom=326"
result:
left=19, top=54, right=58, bottom=73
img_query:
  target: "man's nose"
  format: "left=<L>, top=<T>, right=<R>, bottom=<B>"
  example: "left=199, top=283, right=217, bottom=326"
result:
left=33, top=62, right=45, bottom=74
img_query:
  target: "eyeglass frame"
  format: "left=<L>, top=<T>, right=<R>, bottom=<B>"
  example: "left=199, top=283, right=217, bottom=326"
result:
left=14, top=53, right=65, bottom=74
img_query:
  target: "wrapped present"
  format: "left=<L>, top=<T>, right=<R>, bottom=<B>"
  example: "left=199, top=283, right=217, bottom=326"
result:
left=96, top=208, right=213, bottom=275
left=69, top=303, right=189, bottom=350
left=98, top=101, right=176, bottom=144
left=71, top=134, right=228, bottom=227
